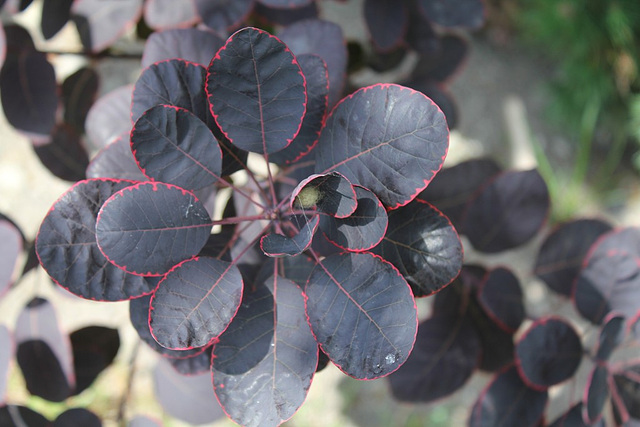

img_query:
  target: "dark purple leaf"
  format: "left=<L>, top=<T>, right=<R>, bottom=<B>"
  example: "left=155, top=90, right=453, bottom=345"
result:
left=261, top=215, right=319, bottom=257
left=71, top=0, right=143, bottom=52
left=150, top=256, right=243, bottom=349
left=154, top=357, right=225, bottom=425
left=33, top=123, right=89, bottom=182
left=389, top=312, right=480, bottom=403
left=206, top=27, right=306, bottom=154
left=0, top=405, right=49, bottom=427
left=469, top=366, right=548, bottom=427
left=417, top=158, right=501, bottom=229
left=279, top=19, right=347, bottom=107
left=36, top=179, right=155, bottom=300
left=418, top=0, right=485, bottom=29
left=269, top=54, right=329, bottom=166
left=462, top=169, right=550, bottom=253
left=575, top=227, right=640, bottom=325
left=4, top=24, right=36, bottom=55
left=305, top=252, right=417, bottom=379
left=86, top=133, right=147, bottom=181
left=516, top=317, right=583, bottom=389
left=0, top=326, right=12, bottom=402
left=0, top=50, right=57, bottom=136
left=364, top=0, right=408, bottom=52
left=143, top=0, right=198, bottom=30
left=405, top=6, right=440, bottom=55
left=41, top=0, right=73, bottom=39
left=257, top=0, right=312, bottom=7
left=548, top=403, right=605, bottom=427
left=368, top=47, right=408, bottom=73
left=213, top=275, right=317, bottom=427
left=62, top=66, right=98, bottom=133
left=315, top=84, right=449, bottom=208
left=405, top=80, right=459, bottom=129
left=0, top=217, right=22, bottom=297
left=478, top=267, right=524, bottom=333
left=54, top=408, right=101, bottom=427
left=584, top=365, right=610, bottom=424
left=411, top=35, right=469, bottom=83
left=613, top=365, right=640, bottom=420
left=131, top=105, right=222, bottom=191
left=535, top=219, right=612, bottom=297
left=141, top=28, right=225, bottom=68
left=18, top=0, right=31, bottom=10
left=319, top=186, right=388, bottom=252
left=291, top=173, right=357, bottom=218
left=258, top=255, right=316, bottom=288
left=130, top=294, right=206, bottom=358
left=167, top=346, right=213, bottom=375
left=596, top=313, right=626, bottom=361
left=374, top=199, right=462, bottom=297
left=70, top=326, right=119, bottom=395
left=131, top=59, right=209, bottom=125
left=194, top=0, right=255, bottom=32
left=85, top=85, right=133, bottom=150
left=96, top=182, right=212, bottom=276
left=17, top=340, right=71, bottom=402
left=254, top=2, right=318, bottom=26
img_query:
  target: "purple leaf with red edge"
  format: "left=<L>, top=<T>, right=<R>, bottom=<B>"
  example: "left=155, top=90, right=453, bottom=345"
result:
left=315, top=84, right=449, bottom=208
left=261, top=215, right=319, bottom=257
left=194, top=0, right=255, bottom=32
left=417, top=158, right=501, bottom=229
left=154, top=357, right=225, bottom=425
left=33, top=124, right=89, bottom=182
left=404, top=80, right=459, bottom=129
left=0, top=405, right=49, bottom=426
left=305, top=252, right=417, bottom=379
left=131, top=59, right=209, bottom=125
left=0, top=326, right=12, bottom=403
left=364, top=0, right=408, bottom=52
left=150, top=257, right=243, bottom=349
left=469, top=365, right=548, bottom=427
left=477, top=267, right=525, bottom=333
left=584, top=365, right=610, bottom=424
left=62, top=67, right=98, bottom=134
left=70, top=326, right=119, bottom=395
left=141, top=28, right=225, bottom=68
left=405, top=5, right=440, bottom=55
left=206, top=27, right=306, bottom=154
left=319, top=186, right=388, bottom=252
left=269, top=54, right=329, bottom=166
left=278, top=19, right=347, bottom=107
left=167, top=346, right=213, bottom=375
left=213, top=275, right=317, bottom=427
left=0, top=50, right=57, bottom=136
left=71, top=0, right=143, bottom=52
left=17, top=340, right=71, bottom=402
left=535, top=219, right=613, bottom=297
left=575, top=227, right=640, bottom=325
left=130, top=294, right=206, bottom=358
left=254, top=2, right=318, bottom=26
left=96, top=182, right=212, bottom=276
left=388, top=312, right=480, bottom=403
left=86, top=133, right=147, bottom=181
left=548, top=403, right=605, bottom=427
left=131, top=105, right=222, bottom=191
left=596, top=313, right=625, bottom=361
left=85, top=85, right=133, bottom=150
left=41, top=0, right=73, bottom=39
left=373, top=199, right=462, bottom=297
left=0, top=216, right=22, bottom=298
left=418, top=0, right=485, bottom=29
left=36, top=179, right=155, bottom=300
left=54, top=408, right=101, bottom=427
left=462, top=169, right=550, bottom=253
left=291, top=173, right=357, bottom=218
left=143, top=0, right=198, bottom=30
left=516, top=317, right=583, bottom=389
left=4, top=24, right=36, bottom=54
left=612, top=364, right=640, bottom=421
left=258, top=0, right=312, bottom=7
left=411, top=34, right=469, bottom=83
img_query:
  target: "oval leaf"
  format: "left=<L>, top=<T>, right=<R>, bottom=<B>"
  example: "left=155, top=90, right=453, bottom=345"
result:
left=0, top=405, right=49, bottom=427
left=373, top=199, right=462, bottom=297
left=150, top=257, right=243, bottom=349
left=142, top=28, right=225, bottom=68
left=33, top=123, right=89, bottom=182
left=167, top=346, right=213, bottom=376
left=131, top=105, right=222, bottom=191
left=418, top=0, right=485, bottom=29
left=261, top=215, right=319, bottom=257
left=194, top=0, right=254, bottom=32
left=86, top=133, right=148, bottom=181
left=515, top=317, right=583, bottom=389
left=596, top=313, right=626, bottom=361
left=36, top=179, right=156, bottom=300
left=305, top=252, right=417, bottom=379
left=315, top=84, right=449, bottom=208
left=71, top=0, right=143, bottom=52
left=41, top=0, right=74, bottom=39
left=17, top=340, right=71, bottom=402
left=96, top=182, right=212, bottom=276
left=85, top=85, right=133, bottom=150
left=54, top=408, right=101, bottom=427
left=207, top=27, right=306, bottom=154
left=549, top=403, right=605, bottom=427
left=583, top=365, right=610, bottom=424
left=70, top=326, right=120, bottom=395
left=143, top=0, right=198, bottom=30
left=61, top=66, right=98, bottom=133
left=364, top=0, right=408, bottom=52
left=477, top=267, right=525, bottom=333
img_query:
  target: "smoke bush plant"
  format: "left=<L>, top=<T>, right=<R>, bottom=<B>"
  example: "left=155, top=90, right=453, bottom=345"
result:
left=33, top=26, right=463, bottom=426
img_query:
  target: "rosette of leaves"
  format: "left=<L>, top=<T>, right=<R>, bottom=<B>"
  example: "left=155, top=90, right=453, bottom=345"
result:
left=36, top=27, right=463, bottom=426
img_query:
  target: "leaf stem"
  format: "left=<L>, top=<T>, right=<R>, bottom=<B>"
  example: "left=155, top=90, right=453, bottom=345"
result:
left=117, top=340, right=140, bottom=426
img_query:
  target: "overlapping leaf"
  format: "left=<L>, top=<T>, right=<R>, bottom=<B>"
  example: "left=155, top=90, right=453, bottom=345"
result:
left=261, top=215, right=319, bottom=257
left=315, top=84, right=449, bottom=208
left=0, top=405, right=49, bottom=426
left=596, top=313, right=625, bottom=361
left=41, top=0, right=73, bottom=39
left=411, top=35, right=469, bottom=83
left=584, top=365, right=609, bottom=424
left=305, top=252, right=417, bottom=379
left=86, top=134, right=147, bottom=181
left=53, top=408, right=101, bottom=427
left=291, top=173, right=356, bottom=218
left=71, top=0, right=143, bottom=52
left=36, top=179, right=155, bottom=300
left=85, top=85, right=133, bottom=150
left=167, top=346, right=213, bottom=375
left=364, top=0, right=408, bottom=52
left=194, top=0, right=254, bottom=32
left=548, top=403, right=605, bottom=427
left=61, top=66, right=98, bottom=133
left=418, top=0, right=485, bottom=29
left=477, top=268, right=524, bottom=333
left=143, top=0, right=198, bottom=30
left=142, top=28, right=225, bottom=68
left=33, top=124, right=89, bottom=182
left=70, top=326, right=119, bottom=395
left=254, top=2, right=318, bottom=26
